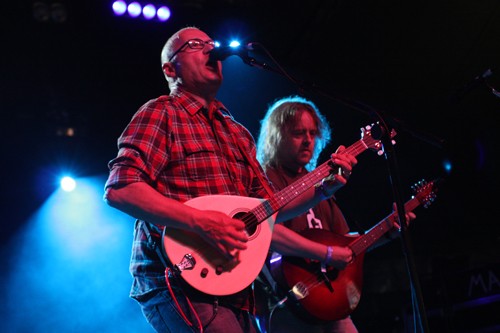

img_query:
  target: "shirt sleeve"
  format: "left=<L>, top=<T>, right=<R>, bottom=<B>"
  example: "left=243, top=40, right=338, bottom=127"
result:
left=105, top=99, right=170, bottom=189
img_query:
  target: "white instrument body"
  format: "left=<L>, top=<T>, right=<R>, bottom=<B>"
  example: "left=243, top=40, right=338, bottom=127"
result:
left=163, top=195, right=276, bottom=296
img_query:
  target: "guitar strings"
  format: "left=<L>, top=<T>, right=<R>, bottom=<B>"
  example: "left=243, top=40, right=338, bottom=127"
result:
left=241, top=139, right=369, bottom=230
left=195, top=138, right=378, bottom=258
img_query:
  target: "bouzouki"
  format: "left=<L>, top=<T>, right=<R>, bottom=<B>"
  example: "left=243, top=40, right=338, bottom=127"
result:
left=162, top=124, right=395, bottom=296
left=269, top=179, right=439, bottom=322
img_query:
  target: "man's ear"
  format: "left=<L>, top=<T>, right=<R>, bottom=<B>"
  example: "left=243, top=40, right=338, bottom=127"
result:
left=162, top=62, right=176, bottom=78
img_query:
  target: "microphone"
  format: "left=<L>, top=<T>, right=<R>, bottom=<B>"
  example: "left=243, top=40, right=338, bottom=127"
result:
left=451, top=68, right=493, bottom=102
left=209, top=43, right=256, bottom=62
left=464, top=68, right=493, bottom=90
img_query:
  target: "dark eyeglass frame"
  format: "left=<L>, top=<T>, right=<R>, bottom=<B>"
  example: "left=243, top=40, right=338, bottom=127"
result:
left=168, top=38, right=216, bottom=62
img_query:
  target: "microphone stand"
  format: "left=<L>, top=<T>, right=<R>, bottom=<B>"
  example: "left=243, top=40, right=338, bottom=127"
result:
left=238, top=51, right=440, bottom=332
left=379, top=119, right=431, bottom=333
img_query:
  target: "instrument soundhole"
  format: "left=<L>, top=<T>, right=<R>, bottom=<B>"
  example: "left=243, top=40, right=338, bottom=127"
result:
left=233, top=211, right=258, bottom=236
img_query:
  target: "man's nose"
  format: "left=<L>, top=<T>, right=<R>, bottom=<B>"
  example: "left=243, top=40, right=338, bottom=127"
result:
left=304, top=133, right=313, bottom=143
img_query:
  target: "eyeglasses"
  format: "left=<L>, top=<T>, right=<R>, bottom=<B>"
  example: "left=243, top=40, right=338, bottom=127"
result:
left=168, top=38, right=216, bottom=62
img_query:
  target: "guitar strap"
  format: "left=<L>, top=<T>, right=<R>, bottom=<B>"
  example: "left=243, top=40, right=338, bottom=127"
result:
left=234, top=137, right=275, bottom=199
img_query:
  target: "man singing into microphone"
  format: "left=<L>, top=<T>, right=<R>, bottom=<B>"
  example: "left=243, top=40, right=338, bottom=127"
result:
left=104, top=26, right=357, bottom=333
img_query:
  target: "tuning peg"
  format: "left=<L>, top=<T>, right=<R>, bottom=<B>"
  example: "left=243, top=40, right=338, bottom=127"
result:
left=423, top=193, right=436, bottom=208
left=360, top=125, right=369, bottom=135
left=411, top=179, right=426, bottom=192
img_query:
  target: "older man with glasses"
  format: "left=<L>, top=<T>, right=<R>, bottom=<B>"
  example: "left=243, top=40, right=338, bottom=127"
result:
left=104, top=26, right=357, bottom=333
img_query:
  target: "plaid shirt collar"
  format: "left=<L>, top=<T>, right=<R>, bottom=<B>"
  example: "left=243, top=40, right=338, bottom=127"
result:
left=172, top=88, right=231, bottom=119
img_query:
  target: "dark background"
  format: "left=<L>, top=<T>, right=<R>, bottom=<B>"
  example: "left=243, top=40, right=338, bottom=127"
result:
left=2, top=1, right=499, bottom=332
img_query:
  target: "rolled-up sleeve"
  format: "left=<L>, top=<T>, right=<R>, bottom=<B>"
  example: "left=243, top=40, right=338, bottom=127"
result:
left=105, top=99, right=170, bottom=190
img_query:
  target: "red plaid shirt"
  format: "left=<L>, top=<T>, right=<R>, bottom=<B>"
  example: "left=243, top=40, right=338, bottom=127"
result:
left=105, top=89, right=271, bottom=303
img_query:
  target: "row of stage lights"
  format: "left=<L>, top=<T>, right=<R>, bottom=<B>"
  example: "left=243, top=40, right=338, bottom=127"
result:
left=112, top=1, right=171, bottom=21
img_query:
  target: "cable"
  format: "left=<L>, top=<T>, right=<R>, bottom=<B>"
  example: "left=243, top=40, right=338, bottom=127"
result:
left=267, top=296, right=288, bottom=333
left=165, top=267, right=204, bottom=333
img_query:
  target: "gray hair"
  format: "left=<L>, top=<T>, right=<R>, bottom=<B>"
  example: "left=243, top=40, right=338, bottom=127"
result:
left=160, top=26, right=199, bottom=65
left=160, top=26, right=199, bottom=84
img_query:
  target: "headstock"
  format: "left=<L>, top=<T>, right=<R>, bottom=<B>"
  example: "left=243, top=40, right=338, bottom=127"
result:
left=411, top=179, right=439, bottom=208
left=360, top=123, right=397, bottom=156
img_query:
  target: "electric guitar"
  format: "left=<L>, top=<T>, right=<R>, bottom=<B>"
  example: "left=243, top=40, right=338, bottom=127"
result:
left=162, top=124, right=396, bottom=296
left=269, top=179, right=438, bottom=322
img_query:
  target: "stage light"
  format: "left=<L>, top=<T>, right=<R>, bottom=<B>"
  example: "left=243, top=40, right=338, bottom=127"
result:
left=2, top=175, right=152, bottom=331
left=33, top=1, right=50, bottom=22
left=112, top=1, right=171, bottom=22
left=443, top=159, right=452, bottom=174
left=32, top=1, right=68, bottom=23
left=112, top=0, right=127, bottom=15
left=60, top=176, right=76, bottom=192
left=156, top=5, right=171, bottom=21
left=142, top=4, right=156, bottom=19
left=127, top=2, right=142, bottom=17
left=50, top=2, right=68, bottom=23
left=228, top=40, right=241, bottom=48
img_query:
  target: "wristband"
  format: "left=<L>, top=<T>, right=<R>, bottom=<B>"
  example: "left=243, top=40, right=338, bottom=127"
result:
left=325, top=245, right=333, bottom=264
left=321, top=245, right=333, bottom=273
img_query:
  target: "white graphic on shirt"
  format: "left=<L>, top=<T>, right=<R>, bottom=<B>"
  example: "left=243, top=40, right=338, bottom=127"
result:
left=306, top=208, right=323, bottom=229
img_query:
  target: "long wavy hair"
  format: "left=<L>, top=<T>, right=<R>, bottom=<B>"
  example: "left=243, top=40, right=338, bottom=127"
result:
left=256, top=95, right=332, bottom=172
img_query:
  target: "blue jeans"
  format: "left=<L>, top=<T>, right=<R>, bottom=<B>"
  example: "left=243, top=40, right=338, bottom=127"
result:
left=139, top=289, right=259, bottom=333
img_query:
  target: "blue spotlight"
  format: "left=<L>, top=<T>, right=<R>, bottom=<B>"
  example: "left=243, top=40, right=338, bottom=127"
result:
left=127, top=2, right=142, bottom=17
left=60, top=176, right=76, bottom=192
left=1, top=175, right=152, bottom=331
left=112, top=0, right=127, bottom=15
left=156, top=5, right=171, bottom=21
left=142, top=4, right=156, bottom=19
left=228, top=40, right=241, bottom=48
left=443, top=159, right=452, bottom=174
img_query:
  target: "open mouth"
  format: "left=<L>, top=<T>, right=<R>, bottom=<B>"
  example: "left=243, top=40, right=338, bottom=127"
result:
left=206, top=54, right=218, bottom=66
left=206, top=59, right=218, bottom=71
